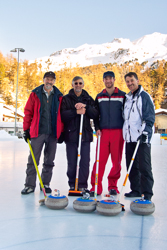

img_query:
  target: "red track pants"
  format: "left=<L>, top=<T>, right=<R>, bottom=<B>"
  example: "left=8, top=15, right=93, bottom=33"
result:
left=90, top=129, right=124, bottom=194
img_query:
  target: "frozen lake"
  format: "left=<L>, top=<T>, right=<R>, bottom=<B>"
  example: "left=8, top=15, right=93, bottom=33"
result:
left=0, top=131, right=167, bottom=250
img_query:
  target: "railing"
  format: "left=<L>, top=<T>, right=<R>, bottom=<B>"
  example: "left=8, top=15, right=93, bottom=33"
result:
left=160, top=133, right=167, bottom=144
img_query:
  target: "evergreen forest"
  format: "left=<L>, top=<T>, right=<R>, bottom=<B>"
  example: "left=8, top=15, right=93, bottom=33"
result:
left=0, top=52, right=167, bottom=111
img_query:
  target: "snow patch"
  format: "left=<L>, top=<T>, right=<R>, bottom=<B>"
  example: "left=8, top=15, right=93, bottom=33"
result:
left=0, top=130, right=18, bottom=141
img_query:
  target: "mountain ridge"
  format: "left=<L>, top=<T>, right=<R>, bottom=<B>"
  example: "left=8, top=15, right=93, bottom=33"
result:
left=30, top=32, right=167, bottom=71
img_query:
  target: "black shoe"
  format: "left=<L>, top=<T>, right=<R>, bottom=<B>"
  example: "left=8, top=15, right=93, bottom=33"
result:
left=69, top=187, right=75, bottom=191
left=144, top=196, right=151, bottom=201
left=40, top=185, right=52, bottom=193
left=21, top=186, right=34, bottom=195
left=109, top=189, right=117, bottom=195
left=124, top=191, right=141, bottom=198
left=89, top=191, right=101, bottom=197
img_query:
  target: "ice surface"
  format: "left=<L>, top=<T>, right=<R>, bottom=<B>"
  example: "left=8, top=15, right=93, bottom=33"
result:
left=0, top=131, right=167, bottom=250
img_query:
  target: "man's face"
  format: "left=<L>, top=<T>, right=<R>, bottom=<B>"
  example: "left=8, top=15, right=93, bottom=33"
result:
left=73, top=79, right=84, bottom=94
left=103, top=76, right=115, bottom=89
left=43, top=77, right=55, bottom=90
left=125, top=76, right=139, bottom=93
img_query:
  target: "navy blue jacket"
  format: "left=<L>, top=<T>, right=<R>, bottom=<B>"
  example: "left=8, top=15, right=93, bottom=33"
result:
left=94, top=87, right=126, bottom=131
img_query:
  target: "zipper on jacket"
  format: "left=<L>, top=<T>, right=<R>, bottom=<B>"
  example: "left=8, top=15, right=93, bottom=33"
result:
left=128, top=100, right=135, bottom=142
left=128, top=125, right=131, bottom=142
left=47, top=96, right=50, bottom=134
left=109, top=96, right=111, bottom=126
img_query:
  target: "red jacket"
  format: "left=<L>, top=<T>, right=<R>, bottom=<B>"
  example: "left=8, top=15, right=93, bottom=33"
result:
left=23, top=85, right=63, bottom=139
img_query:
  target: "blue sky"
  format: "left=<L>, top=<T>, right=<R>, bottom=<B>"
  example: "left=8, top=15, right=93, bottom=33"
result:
left=0, top=0, right=167, bottom=61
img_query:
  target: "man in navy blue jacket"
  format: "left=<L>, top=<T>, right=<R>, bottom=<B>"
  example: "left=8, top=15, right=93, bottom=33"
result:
left=90, top=71, right=126, bottom=196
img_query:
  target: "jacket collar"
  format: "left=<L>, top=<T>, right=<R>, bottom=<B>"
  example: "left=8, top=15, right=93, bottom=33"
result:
left=126, top=85, right=143, bottom=99
left=69, top=88, right=90, bottom=99
left=102, top=87, right=118, bottom=95
left=32, top=84, right=62, bottom=98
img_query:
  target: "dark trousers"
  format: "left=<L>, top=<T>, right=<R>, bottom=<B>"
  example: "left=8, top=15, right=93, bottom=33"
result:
left=66, top=141, right=90, bottom=188
left=25, top=134, right=57, bottom=188
left=125, top=142, right=154, bottom=200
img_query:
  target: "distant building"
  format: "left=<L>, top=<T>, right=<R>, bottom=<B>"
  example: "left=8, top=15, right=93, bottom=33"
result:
left=0, top=98, right=24, bottom=134
left=155, top=109, right=167, bottom=134
left=0, top=98, right=24, bottom=122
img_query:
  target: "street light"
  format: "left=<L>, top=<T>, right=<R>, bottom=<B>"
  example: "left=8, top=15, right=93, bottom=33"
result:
left=10, top=48, right=25, bottom=135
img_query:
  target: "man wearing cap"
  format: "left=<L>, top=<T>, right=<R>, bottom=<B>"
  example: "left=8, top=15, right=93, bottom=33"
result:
left=21, top=71, right=63, bottom=194
left=61, top=76, right=99, bottom=192
left=90, top=71, right=126, bottom=196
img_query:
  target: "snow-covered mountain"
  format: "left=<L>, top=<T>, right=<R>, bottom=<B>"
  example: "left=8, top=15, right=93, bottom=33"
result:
left=30, top=32, right=167, bottom=71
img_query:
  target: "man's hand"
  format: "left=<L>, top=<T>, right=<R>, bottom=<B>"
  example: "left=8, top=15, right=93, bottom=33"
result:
left=137, top=132, right=148, bottom=144
left=75, top=103, right=86, bottom=109
left=96, top=130, right=101, bottom=136
left=76, top=108, right=86, bottom=115
left=23, top=130, right=31, bottom=143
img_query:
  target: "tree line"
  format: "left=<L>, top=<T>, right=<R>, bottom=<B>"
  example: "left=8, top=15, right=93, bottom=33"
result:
left=0, top=51, right=167, bottom=111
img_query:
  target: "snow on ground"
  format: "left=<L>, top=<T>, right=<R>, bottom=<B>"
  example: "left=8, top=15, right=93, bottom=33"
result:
left=0, top=130, right=18, bottom=140
left=0, top=130, right=12, bottom=138
left=0, top=131, right=167, bottom=250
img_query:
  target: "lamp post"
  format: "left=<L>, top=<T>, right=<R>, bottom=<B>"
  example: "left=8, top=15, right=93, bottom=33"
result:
left=10, top=48, right=25, bottom=135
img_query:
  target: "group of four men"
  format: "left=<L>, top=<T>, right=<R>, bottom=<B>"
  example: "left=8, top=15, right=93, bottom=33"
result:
left=21, top=70, right=155, bottom=202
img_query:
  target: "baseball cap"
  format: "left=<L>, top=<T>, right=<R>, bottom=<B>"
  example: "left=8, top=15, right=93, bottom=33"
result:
left=103, top=71, right=115, bottom=79
left=43, top=71, right=56, bottom=79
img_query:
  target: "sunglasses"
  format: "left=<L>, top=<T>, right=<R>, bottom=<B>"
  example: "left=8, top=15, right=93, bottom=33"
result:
left=74, top=82, right=83, bottom=85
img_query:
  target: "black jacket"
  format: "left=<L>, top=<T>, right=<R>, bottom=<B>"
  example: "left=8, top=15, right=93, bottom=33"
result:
left=61, top=89, right=99, bottom=143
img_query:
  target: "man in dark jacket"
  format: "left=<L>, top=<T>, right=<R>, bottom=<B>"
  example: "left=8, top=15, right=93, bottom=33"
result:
left=90, top=71, right=126, bottom=196
left=21, top=71, right=63, bottom=195
left=61, top=76, right=99, bottom=191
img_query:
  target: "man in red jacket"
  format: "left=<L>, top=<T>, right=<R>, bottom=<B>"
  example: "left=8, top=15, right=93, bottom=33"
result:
left=21, top=71, right=63, bottom=195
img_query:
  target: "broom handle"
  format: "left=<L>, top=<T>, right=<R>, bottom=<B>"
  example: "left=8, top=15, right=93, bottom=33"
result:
left=27, top=139, right=47, bottom=198
left=74, top=114, right=84, bottom=191
left=94, top=134, right=101, bottom=201
left=117, top=140, right=140, bottom=203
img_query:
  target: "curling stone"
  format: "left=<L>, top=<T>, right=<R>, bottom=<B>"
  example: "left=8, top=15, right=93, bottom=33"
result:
left=130, top=199, right=155, bottom=215
left=44, top=190, right=68, bottom=210
left=45, top=195, right=68, bottom=209
left=73, top=197, right=97, bottom=213
left=96, top=200, right=122, bottom=216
